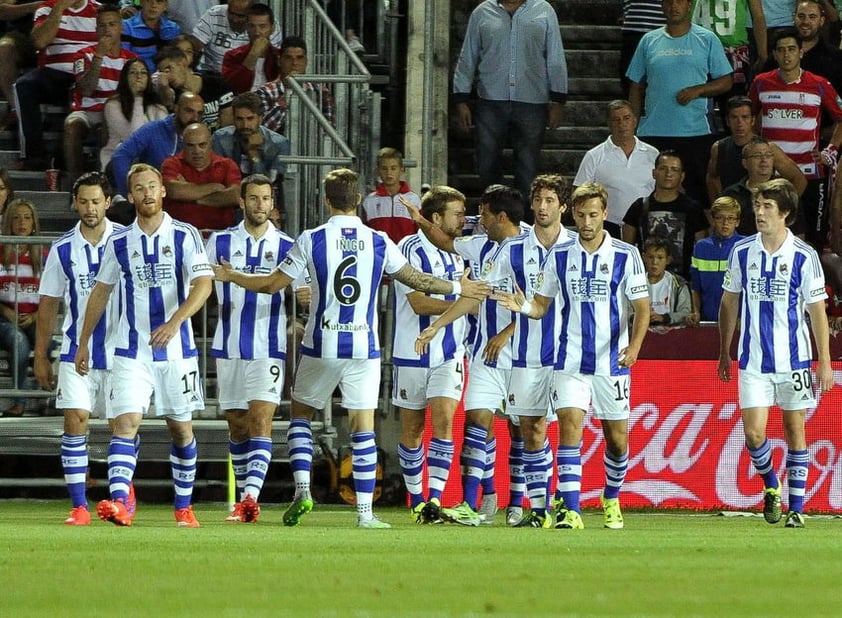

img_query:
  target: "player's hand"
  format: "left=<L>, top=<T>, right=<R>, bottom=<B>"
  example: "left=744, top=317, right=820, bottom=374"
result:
left=212, top=257, right=234, bottom=282
left=294, top=285, right=311, bottom=308
left=18, top=313, right=35, bottom=328
left=483, top=329, right=511, bottom=363
left=815, top=360, right=834, bottom=394
left=456, top=102, right=472, bottom=133
left=458, top=268, right=490, bottom=301
left=618, top=345, right=639, bottom=369
left=415, top=325, right=439, bottom=355
left=149, top=320, right=180, bottom=349
left=398, top=194, right=423, bottom=223
left=493, top=283, right=526, bottom=313
left=717, top=354, right=732, bottom=382
left=649, top=310, right=664, bottom=324
left=686, top=311, right=700, bottom=327
left=74, top=344, right=90, bottom=377
left=547, top=102, right=563, bottom=129
left=33, top=356, right=55, bottom=390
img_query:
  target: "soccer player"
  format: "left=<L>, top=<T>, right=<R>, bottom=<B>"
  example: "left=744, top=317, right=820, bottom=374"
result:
left=205, top=174, right=294, bottom=523
left=392, top=185, right=467, bottom=524
left=497, top=182, right=650, bottom=530
left=212, top=168, right=489, bottom=528
left=34, top=172, right=126, bottom=526
left=74, top=163, right=214, bottom=528
left=413, top=185, right=527, bottom=527
left=718, top=178, right=832, bottom=528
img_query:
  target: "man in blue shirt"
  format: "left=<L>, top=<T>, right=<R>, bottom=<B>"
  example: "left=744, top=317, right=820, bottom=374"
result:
left=452, top=0, right=568, bottom=210
left=121, top=0, right=181, bottom=71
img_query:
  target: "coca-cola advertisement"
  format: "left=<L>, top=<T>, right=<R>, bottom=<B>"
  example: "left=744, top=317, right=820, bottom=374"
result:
left=427, top=360, right=842, bottom=513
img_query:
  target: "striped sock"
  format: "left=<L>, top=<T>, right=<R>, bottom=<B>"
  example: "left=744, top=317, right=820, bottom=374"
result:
left=107, top=436, right=137, bottom=502
left=243, top=436, right=273, bottom=500
left=508, top=437, right=525, bottom=508
left=351, top=431, right=378, bottom=518
left=61, top=433, right=88, bottom=508
left=461, top=423, right=488, bottom=510
left=427, top=438, right=454, bottom=502
left=170, top=438, right=197, bottom=510
left=287, top=418, right=313, bottom=496
left=398, top=443, right=425, bottom=508
left=229, top=438, right=249, bottom=499
left=481, top=436, right=497, bottom=495
left=603, top=449, right=629, bottom=500
left=557, top=445, right=582, bottom=513
left=544, top=438, right=553, bottom=510
left=523, top=448, right=547, bottom=514
left=747, top=439, right=779, bottom=490
left=786, top=449, right=809, bottom=513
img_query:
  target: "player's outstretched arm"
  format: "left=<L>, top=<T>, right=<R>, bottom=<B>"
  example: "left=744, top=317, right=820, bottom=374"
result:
left=394, top=264, right=489, bottom=301
left=398, top=195, right=456, bottom=254
left=212, top=257, right=293, bottom=294
left=34, top=295, right=61, bottom=390
left=717, top=291, right=740, bottom=382
left=806, top=300, right=834, bottom=393
left=74, top=282, right=115, bottom=376
left=415, top=294, right=481, bottom=355
left=494, top=284, right=552, bottom=320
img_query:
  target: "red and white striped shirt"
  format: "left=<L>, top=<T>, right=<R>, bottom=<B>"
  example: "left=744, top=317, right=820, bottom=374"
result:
left=0, top=249, right=42, bottom=316
left=34, top=0, right=101, bottom=74
left=751, top=68, right=842, bottom=179
left=71, top=46, right=137, bottom=112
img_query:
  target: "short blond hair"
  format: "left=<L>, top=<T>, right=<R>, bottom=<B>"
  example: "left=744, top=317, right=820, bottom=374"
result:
left=126, top=163, right=162, bottom=189
left=710, top=195, right=741, bottom=218
left=571, top=182, right=608, bottom=210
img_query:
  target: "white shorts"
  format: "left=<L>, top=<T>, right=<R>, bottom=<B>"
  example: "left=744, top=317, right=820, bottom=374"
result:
left=739, top=369, right=816, bottom=411
left=552, top=371, right=631, bottom=421
left=111, top=356, right=204, bottom=421
left=464, top=360, right=510, bottom=413
left=507, top=366, right=555, bottom=417
left=55, top=362, right=113, bottom=419
left=216, top=357, right=284, bottom=411
left=391, top=360, right=464, bottom=409
left=65, top=110, right=103, bottom=128
left=292, top=355, right=380, bottom=410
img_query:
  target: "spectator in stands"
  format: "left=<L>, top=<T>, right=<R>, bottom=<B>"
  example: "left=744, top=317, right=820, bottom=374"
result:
left=172, top=33, right=196, bottom=68
left=211, top=92, right=289, bottom=200
left=64, top=4, right=137, bottom=184
left=749, top=28, right=842, bottom=250
left=722, top=137, right=808, bottom=236
left=687, top=196, right=744, bottom=325
left=255, top=35, right=334, bottom=135
left=110, top=90, right=203, bottom=197
left=101, top=57, right=167, bottom=170
left=573, top=99, right=658, bottom=236
left=622, top=150, right=708, bottom=279
left=706, top=95, right=807, bottom=204
left=188, top=0, right=282, bottom=77
left=221, top=2, right=280, bottom=94
left=361, top=147, right=420, bottom=243
left=164, top=0, right=215, bottom=34
left=627, top=0, right=734, bottom=205
left=0, top=0, right=39, bottom=129
left=620, top=0, right=665, bottom=97
left=0, top=198, right=45, bottom=417
left=0, top=167, right=15, bottom=226
left=120, top=0, right=180, bottom=72
left=643, top=235, right=691, bottom=326
left=452, top=0, right=568, bottom=206
left=162, top=121, right=241, bottom=231
left=12, top=0, right=101, bottom=171
left=153, top=45, right=232, bottom=131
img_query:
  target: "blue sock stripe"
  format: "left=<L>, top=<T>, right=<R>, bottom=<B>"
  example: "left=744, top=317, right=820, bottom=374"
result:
left=351, top=432, right=378, bottom=495
left=427, top=438, right=454, bottom=500
left=398, top=443, right=425, bottom=504
left=556, top=446, right=582, bottom=512
left=61, top=433, right=88, bottom=508
left=170, top=439, right=197, bottom=510
left=107, top=437, right=137, bottom=502
left=747, top=439, right=779, bottom=489
left=786, top=449, right=809, bottom=513
left=288, top=418, right=313, bottom=474
left=523, top=449, right=547, bottom=510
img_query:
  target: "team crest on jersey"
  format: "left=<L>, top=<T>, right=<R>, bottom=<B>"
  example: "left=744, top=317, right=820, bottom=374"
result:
left=265, top=251, right=274, bottom=261
left=508, top=393, right=516, bottom=405
left=480, top=259, right=494, bottom=278
left=162, top=245, right=173, bottom=257
left=779, top=263, right=788, bottom=275
left=284, top=256, right=294, bottom=265
left=723, top=269, right=732, bottom=287
left=74, top=58, right=86, bottom=75
left=600, top=263, right=609, bottom=274
left=536, top=271, right=544, bottom=291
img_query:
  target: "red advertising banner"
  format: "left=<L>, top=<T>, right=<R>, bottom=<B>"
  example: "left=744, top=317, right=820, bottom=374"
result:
left=424, top=360, right=842, bottom=513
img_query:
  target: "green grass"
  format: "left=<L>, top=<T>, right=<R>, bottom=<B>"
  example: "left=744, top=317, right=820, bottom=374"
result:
left=2, top=501, right=841, bottom=617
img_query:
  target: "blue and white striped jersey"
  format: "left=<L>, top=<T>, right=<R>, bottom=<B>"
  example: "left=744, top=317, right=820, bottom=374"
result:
left=277, top=215, right=407, bottom=360
left=206, top=222, right=294, bottom=360
left=537, top=232, right=648, bottom=376
left=96, top=213, right=213, bottom=362
left=723, top=231, right=826, bottom=373
left=392, top=230, right=466, bottom=367
left=39, top=219, right=123, bottom=370
left=486, top=227, right=576, bottom=368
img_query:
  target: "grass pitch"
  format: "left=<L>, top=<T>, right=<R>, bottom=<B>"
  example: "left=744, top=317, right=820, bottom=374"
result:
left=2, top=501, right=840, bottom=618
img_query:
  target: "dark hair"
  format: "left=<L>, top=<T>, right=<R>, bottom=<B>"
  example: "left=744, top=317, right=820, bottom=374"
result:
left=232, top=91, right=262, bottom=115
left=655, top=149, right=684, bottom=169
left=754, top=178, right=800, bottom=225
left=73, top=171, right=111, bottom=199
left=154, top=45, right=188, bottom=67
left=241, top=173, right=273, bottom=199
left=481, top=184, right=524, bottom=226
left=247, top=3, right=274, bottom=24
left=530, top=173, right=569, bottom=205
left=643, top=235, right=672, bottom=255
left=772, top=27, right=802, bottom=49
left=324, top=168, right=359, bottom=211
left=726, top=95, right=753, bottom=113
left=97, top=3, right=121, bottom=19
left=280, top=35, right=308, bottom=55
left=112, top=58, right=159, bottom=123
left=741, top=136, right=773, bottom=158
left=420, top=185, right=466, bottom=221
